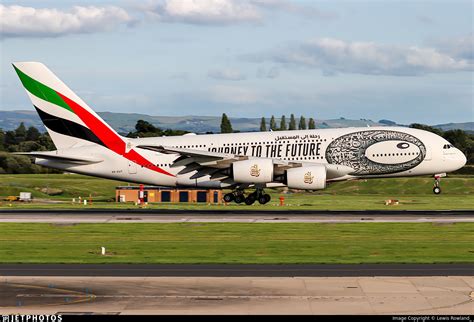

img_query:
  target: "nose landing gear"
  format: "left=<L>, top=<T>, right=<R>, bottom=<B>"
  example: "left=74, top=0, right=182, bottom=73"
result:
left=433, top=174, right=445, bottom=194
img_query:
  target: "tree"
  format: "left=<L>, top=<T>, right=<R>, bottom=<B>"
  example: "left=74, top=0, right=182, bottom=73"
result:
left=220, top=113, right=233, bottom=133
left=38, top=134, right=55, bottom=150
left=0, top=129, right=4, bottom=151
left=409, top=123, right=443, bottom=136
left=308, top=118, right=316, bottom=129
left=4, top=131, right=16, bottom=148
left=259, top=117, right=267, bottom=131
left=270, top=115, right=277, bottom=131
left=127, top=120, right=186, bottom=138
left=289, top=114, right=296, bottom=130
left=135, top=120, right=159, bottom=134
left=26, top=126, right=40, bottom=141
left=15, top=123, right=27, bottom=143
left=298, top=116, right=306, bottom=130
left=280, top=115, right=287, bottom=131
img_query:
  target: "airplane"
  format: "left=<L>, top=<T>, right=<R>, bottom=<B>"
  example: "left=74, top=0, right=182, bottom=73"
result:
left=11, top=62, right=467, bottom=205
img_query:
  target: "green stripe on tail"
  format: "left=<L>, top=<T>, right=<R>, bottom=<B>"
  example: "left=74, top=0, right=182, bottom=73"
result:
left=13, top=65, right=73, bottom=113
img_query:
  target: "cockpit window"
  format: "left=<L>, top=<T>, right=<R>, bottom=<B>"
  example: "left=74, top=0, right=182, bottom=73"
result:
left=443, top=144, right=454, bottom=149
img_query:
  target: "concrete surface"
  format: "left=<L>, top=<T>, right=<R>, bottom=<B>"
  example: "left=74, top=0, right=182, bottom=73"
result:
left=0, top=276, right=472, bottom=315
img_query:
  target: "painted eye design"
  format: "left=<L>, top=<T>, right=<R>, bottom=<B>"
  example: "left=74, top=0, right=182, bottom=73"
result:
left=397, top=142, right=410, bottom=149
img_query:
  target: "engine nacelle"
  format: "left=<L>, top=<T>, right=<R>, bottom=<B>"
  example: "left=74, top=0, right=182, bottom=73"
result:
left=232, top=158, right=274, bottom=183
left=286, top=165, right=326, bottom=190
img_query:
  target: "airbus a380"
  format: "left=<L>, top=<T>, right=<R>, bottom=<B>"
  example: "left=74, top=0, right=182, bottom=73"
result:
left=12, top=62, right=467, bottom=205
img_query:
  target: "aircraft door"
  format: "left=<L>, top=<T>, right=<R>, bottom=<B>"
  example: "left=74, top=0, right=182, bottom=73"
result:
left=128, top=160, right=137, bottom=174
left=424, top=146, right=432, bottom=161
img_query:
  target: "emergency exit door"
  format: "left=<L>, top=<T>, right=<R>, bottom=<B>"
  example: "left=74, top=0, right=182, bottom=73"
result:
left=128, top=161, right=137, bottom=174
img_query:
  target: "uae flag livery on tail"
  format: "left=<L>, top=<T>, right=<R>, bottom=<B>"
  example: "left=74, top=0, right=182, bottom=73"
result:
left=13, top=62, right=173, bottom=177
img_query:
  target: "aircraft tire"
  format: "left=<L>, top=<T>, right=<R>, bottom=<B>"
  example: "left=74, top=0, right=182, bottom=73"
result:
left=235, top=194, right=244, bottom=203
left=223, top=193, right=234, bottom=203
left=264, top=194, right=271, bottom=204
left=433, top=186, right=441, bottom=194
left=245, top=193, right=256, bottom=205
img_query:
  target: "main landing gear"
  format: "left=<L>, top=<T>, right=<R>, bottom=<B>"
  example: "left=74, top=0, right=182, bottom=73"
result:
left=223, top=189, right=271, bottom=205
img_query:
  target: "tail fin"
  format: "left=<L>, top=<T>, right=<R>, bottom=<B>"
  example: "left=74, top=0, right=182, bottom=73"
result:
left=12, top=62, right=123, bottom=151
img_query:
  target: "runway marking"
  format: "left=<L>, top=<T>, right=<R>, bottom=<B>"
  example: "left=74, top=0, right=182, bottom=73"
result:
left=2, top=282, right=96, bottom=307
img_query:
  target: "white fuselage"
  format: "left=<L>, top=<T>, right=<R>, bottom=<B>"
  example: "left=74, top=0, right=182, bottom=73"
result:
left=35, top=126, right=467, bottom=188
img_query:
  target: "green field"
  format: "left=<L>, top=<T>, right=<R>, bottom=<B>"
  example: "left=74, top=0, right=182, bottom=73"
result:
left=0, top=223, right=472, bottom=264
left=0, top=174, right=473, bottom=210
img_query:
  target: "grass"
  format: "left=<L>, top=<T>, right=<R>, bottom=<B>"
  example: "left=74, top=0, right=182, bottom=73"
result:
left=0, top=174, right=122, bottom=201
left=0, top=223, right=472, bottom=264
left=0, top=174, right=473, bottom=210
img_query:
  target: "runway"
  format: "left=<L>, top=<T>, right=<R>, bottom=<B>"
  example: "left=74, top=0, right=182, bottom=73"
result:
left=1, top=210, right=472, bottom=314
left=1, top=276, right=473, bottom=314
left=0, top=264, right=472, bottom=277
left=0, top=209, right=472, bottom=223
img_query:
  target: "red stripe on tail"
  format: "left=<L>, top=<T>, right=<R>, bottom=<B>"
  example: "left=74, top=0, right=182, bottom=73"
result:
left=56, top=91, right=174, bottom=177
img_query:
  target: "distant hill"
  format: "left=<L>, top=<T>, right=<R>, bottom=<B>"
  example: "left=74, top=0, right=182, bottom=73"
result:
left=433, top=122, right=474, bottom=133
left=0, top=110, right=44, bottom=131
left=1, top=110, right=472, bottom=134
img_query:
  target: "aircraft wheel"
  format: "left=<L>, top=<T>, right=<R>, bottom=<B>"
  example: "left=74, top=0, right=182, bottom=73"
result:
left=223, top=193, right=234, bottom=203
left=264, top=194, right=271, bottom=204
left=234, top=194, right=244, bottom=204
left=258, top=194, right=271, bottom=205
left=245, top=194, right=256, bottom=205
left=433, top=186, right=441, bottom=194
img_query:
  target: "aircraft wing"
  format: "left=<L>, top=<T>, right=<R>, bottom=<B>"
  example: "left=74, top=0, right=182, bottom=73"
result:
left=13, top=152, right=103, bottom=164
left=137, top=145, right=249, bottom=177
left=137, top=145, right=354, bottom=180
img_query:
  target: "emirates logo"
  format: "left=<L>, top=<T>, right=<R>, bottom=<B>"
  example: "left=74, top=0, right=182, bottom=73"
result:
left=304, top=171, right=314, bottom=184
left=250, top=164, right=261, bottom=177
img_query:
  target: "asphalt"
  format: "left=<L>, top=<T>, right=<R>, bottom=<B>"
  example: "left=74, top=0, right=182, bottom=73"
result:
left=1, top=209, right=473, bottom=215
left=0, top=209, right=473, bottom=223
left=0, top=264, right=472, bottom=277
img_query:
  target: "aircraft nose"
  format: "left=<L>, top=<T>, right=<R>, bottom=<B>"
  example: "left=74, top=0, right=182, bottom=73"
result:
left=451, top=148, right=467, bottom=171
left=458, top=149, right=467, bottom=168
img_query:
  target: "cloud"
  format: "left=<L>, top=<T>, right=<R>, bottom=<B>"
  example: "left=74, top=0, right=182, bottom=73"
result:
left=245, top=37, right=473, bottom=76
left=140, top=0, right=334, bottom=25
left=141, top=0, right=261, bottom=25
left=251, top=0, right=337, bottom=20
left=434, top=34, right=474, bottom=62
left=208, top=68, right=246, bottom=81
left=0, top=4, right=133, bottom=39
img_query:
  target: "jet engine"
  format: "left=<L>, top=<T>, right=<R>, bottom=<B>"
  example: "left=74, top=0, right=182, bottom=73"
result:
left=232, top=158, right=274, bottom=183
left=285, top=165, right=326, bottom=190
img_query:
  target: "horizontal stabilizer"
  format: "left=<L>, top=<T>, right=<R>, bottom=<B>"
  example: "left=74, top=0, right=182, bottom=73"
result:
left=13, top=151, right=103, bottom=164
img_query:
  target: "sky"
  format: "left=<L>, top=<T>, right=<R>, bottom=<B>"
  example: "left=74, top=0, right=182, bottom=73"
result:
left=0, top=0, right=473, bottom=125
